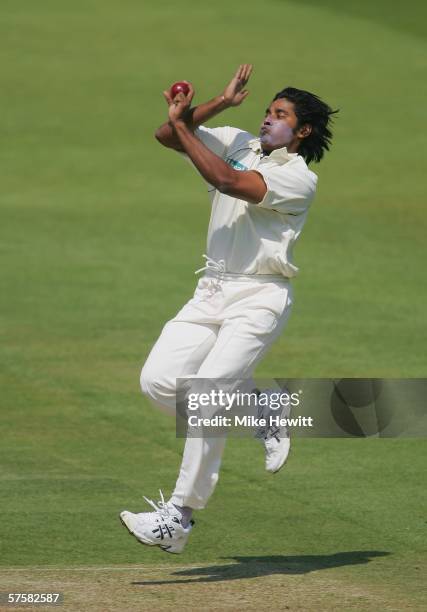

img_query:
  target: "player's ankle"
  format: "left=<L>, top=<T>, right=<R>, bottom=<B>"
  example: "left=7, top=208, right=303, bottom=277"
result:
left=173, top=504, right=193, bottom=528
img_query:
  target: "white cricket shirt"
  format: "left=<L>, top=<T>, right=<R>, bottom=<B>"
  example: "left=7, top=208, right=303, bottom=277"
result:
left=183, top=125, right=318, bottom=278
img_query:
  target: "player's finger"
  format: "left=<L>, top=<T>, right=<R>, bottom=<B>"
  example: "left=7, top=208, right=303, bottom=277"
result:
left=236, top=64, right=244, bottom=80
left=242, top=64, right=252, bottom=83
left=241, top=64, right=249, bottom=84
left=238, top=90, right=249, bottom=103
left=187, top=83, right=195, bottom=102
left=187, top=82, right=195, bottom=96
left=163, top=90, right=173, bottom=105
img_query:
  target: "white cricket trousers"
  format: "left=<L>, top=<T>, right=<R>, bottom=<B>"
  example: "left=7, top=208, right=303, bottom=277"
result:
left=140, top=273, right=293, bottom=509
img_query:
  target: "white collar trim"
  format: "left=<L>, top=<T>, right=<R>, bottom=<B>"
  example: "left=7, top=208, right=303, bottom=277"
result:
left=248, top=137, right=298, bottom=164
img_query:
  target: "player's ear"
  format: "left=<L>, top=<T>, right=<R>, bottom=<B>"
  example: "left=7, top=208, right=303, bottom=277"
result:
left=298, top=124, right=312, bottom=139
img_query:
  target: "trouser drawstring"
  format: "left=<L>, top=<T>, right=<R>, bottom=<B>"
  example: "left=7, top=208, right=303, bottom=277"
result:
left=195, top=254, right=226, bottom=277
left=194, top=254, right=226, bottom=296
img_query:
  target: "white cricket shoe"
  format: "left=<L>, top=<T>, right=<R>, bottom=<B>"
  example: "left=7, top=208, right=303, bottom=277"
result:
left=255, top=390, right=292, bottom=473
left=119, top=490, right=194, bottom=554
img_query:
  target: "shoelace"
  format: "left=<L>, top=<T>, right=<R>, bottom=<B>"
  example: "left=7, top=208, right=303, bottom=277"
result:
left=254, top=400, right=285, bottom=441
left=142, top=489, right=177, bottom=521
left=255, top=419, right=280, bottom=441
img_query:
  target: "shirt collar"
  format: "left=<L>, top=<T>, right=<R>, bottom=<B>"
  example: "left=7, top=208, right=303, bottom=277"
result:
left=248, top=137, right=298, bottom=164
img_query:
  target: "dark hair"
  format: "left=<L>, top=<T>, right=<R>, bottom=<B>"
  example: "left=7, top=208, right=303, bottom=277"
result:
left=273, top=87, right=339, bottom=164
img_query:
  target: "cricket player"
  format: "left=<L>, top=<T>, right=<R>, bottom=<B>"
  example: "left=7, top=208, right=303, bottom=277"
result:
left=120, top=64, right=337, bottom=553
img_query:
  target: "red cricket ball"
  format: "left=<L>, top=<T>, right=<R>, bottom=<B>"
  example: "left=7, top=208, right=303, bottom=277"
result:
left=170, top=81, right=190, bottom=98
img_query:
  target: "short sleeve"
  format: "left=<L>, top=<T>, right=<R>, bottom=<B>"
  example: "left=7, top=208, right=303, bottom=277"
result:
left=179, top=125, right=245, bottom=164
left=255, top=162, right=317, bottom=215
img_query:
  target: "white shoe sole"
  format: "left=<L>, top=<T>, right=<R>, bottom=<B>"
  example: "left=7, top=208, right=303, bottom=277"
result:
left=119, top=512, right=189, bottom=554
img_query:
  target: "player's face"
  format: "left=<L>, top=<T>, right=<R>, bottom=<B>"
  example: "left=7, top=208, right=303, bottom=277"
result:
left=259, top=99, right=299, bottom=152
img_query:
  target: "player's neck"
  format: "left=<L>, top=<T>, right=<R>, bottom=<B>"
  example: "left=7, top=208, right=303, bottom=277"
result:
left=262, top=140, right=299, bottom=157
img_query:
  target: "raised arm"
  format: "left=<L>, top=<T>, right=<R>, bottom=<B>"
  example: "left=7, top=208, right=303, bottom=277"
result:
left=165, top=64, right=267, bottom=205
left=155, top=64, right=253, bottom=151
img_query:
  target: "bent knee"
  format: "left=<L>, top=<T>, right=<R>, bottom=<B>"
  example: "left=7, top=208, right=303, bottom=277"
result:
left=140, top=364, right=176, bottom=408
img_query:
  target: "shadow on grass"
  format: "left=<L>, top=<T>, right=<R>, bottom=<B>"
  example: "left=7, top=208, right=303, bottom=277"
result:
left=132, top=550, right=390, bottom=585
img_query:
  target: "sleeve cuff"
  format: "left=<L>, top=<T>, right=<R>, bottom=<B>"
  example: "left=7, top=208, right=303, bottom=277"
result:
left=254, top=168, right=274, bottom=208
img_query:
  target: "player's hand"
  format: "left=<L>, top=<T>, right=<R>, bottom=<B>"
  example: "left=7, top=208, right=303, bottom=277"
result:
left=222, top=64, right=253, bottom=107
left=163, top=81, right=195, bottom=124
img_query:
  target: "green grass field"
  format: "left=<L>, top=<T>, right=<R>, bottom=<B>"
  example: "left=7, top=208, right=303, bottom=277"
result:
left=1, top=0, right=426, bottom=609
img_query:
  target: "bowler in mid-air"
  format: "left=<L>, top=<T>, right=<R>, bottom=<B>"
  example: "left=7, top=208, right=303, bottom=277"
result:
left=120, top=64, right=338, bottom=553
